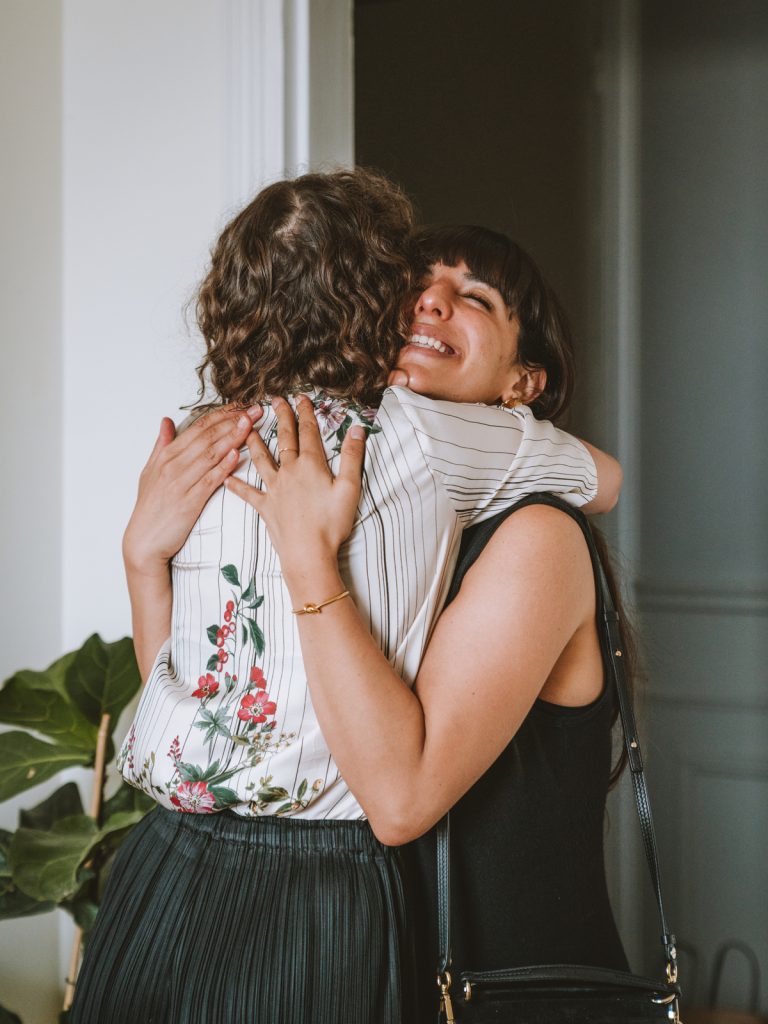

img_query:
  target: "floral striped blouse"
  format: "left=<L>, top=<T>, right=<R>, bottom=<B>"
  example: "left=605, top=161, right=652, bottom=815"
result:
left=118, top=386, right=598, bottom=819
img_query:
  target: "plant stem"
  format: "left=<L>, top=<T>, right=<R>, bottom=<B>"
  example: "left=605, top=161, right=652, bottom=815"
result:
left=62, top=712, right=111, bottom=1011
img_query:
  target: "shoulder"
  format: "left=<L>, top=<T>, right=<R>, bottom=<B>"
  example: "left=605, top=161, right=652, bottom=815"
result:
left=460, top=504, right=593, bottom=603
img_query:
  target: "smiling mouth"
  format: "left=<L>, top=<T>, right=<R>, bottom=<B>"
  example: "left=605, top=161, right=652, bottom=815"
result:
left=407, top=333, right=455, bottom=355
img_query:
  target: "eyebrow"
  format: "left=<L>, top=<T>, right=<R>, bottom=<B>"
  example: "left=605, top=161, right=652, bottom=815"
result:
left=462, top=272, right=492, bottom=288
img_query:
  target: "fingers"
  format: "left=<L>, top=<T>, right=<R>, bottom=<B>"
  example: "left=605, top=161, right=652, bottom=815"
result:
left=223, top=473, right=265, bottom=513
left=149, top=417, right=177, bottom=461
left=173, top=405, right=262, bottom=479
left=244, top=425, right=278, bottom=482
left=189, top=446, right=243, bottom=506
left=271, top=397, right=300, bottom=465
left=336, top=425, right=367, bottom=489
left=294, top=394, right=327, bottom=461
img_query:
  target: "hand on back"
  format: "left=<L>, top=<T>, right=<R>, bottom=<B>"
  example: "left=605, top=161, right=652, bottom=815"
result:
left=123, top=404, right=262, bottom=576
left=224, top=395, right=367, bottom=577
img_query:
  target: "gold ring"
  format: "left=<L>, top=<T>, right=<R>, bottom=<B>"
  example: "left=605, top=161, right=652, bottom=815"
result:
left=278, top=447, right=299, bottom=456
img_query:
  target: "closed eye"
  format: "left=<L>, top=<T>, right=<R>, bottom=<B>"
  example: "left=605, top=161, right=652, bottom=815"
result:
left=464, top=292, right=493, bottom=310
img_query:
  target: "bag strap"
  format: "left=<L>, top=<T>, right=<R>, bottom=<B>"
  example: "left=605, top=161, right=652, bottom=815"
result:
left=436, top=494, right=678, bottom=984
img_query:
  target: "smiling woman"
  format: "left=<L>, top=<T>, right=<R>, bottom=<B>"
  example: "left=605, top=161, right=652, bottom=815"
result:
left=398, top=225, right=575, bottom=417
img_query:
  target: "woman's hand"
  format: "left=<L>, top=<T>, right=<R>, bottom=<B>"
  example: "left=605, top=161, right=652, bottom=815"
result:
left=124, top=404, right=262, bottom=683
left=224, top=395, right=367, bottom=576
left=123, top=404, right=263, bottom=578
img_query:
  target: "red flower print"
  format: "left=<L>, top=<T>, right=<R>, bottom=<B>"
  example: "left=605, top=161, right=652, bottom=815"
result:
left=170, top=780, right=216, bottom=813
left=237, top=689, right=277, bottom=724
left=192, top=673, right=219, bottom=699
left=168, top=735, right=182, bottom=766
left=249, top=665, right=266, bottom=688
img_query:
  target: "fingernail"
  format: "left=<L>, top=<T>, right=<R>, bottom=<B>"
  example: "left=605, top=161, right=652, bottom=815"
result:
left=349, top=425, right=366, bottom=440
left=237, top=415, right=250, bottom=429
left=246, top=405, right=262, bottom=418
left=227, top=448, right=238, bottom=460
left=388, top=370, right=409, bottom=387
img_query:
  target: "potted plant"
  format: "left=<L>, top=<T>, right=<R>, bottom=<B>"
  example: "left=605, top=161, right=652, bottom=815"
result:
left=0, top=635, right=154, bottom=1021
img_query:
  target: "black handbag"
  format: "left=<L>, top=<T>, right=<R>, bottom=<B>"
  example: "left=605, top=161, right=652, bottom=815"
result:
left=433, top=514, right=682, bottom=1023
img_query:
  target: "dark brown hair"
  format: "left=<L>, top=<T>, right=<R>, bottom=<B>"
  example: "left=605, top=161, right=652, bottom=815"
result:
left=195, top=168, right=416, bottom=408
left=414, top=225, right=575, bottom=422
left=590, top=525, right=640, bottom=787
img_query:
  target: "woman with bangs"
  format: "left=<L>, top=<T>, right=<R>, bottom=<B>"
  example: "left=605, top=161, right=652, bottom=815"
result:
left=71, top=172, right=622, bottom=1024
left=229, top=223, right=633, bottom=1017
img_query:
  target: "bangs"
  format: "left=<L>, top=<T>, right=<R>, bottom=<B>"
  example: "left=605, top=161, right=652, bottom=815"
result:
left=414, top=225, right=525, bottom=315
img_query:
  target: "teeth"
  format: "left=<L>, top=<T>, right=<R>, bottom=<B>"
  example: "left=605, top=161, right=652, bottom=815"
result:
left=410, top=333, right=452, bottom=354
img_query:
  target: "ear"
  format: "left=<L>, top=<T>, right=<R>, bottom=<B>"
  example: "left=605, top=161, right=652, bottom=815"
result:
left=500, top=368, right=547, bottom=407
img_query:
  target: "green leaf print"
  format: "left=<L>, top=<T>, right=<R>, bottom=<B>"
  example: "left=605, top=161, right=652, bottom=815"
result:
left=209, top=785, right=240, bottom=808
left=245, top=618, right=265, bottom=656
left=206, top=624, right=220, bottom=645
left=221, top=564, right=240, bottom=587
left=248, top=595, right=264, bottom=611
left=240, top=579, right=256, bottom=604
left=256, top=786, right=289, bottom=804
left=297, top=778, right=307, bottom=800
left=192, top=708, right=231, bottom=745
left=206, top=654, right=219, bottom=672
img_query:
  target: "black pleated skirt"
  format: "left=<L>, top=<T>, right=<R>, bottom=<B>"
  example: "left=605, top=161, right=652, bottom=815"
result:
left=70, top=806, right=418, bottom=1024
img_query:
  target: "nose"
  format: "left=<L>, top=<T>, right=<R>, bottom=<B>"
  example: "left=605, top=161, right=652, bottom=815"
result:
left=414, top=282, right=451, bottom=320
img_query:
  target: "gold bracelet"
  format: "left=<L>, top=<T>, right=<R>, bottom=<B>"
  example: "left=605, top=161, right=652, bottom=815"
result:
left=292, top=589, right=350, bottom=615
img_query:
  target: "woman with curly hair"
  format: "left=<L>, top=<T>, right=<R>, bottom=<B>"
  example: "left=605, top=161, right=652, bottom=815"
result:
left=70, top=170, right=620, bottom=1024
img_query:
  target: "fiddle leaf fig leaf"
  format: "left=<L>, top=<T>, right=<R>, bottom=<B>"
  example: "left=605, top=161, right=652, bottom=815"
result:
left=64, top=634, right=141, bottom=729
left=19, top=782, right=84, bottom=832
left=61, top=891, right=100, bottom=934
left=0, top=651, right=95, bottom=751
left=99, top=809, right=148, bottom=838
left=9, top=814, right=100, bottom=903
left=101, top=782, right=154, bottom=821
left=8, top=650, right=76, bottom=700
left=0, top=732, right=91, bottom=802
left=0, top=884, right=55, bottom=921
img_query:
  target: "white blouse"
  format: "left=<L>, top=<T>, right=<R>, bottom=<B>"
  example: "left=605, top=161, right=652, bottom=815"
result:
left=118, top=386, right=597, bottom=819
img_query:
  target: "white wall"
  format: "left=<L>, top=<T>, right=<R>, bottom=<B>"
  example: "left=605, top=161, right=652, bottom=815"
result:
left=0, top=2, right=353, bottom=1019
left=0, top=4, right=64, bottom=1020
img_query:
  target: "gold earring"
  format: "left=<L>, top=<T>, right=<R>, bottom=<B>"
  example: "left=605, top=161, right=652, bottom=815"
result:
left=499, top=396, right=522, bottom=409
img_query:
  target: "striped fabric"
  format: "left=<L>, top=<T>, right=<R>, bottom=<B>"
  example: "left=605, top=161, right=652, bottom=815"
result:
left=119, top=386, right=597, bottom=821
left=69, top=807, right=417, bottom=1024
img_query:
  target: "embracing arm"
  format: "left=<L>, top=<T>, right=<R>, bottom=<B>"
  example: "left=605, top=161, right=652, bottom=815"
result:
left=226, top=396, right=596, bottom=844
left=123, top=404, right=262, bottom=681
left=581, top=441, right=622, bottom=514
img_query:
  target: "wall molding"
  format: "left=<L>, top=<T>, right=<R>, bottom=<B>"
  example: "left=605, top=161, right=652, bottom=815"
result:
left=637, top=582, right=768, bottom=616
left=226, top=0, right=287, bottom=209
left=646, top=691, right=768, bottom=713
left=225, top=0, right=353, bottom=211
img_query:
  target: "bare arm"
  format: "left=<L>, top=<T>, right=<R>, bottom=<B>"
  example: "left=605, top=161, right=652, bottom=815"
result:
left=580, top=440, right=623, bottom=513
left=226, top=397, right=596, bottom=844
left=123, top=404, right=263, bottom=681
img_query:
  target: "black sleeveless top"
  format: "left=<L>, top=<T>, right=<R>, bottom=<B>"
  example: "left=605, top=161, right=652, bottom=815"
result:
left=406, top=495, right=628, bottom=1015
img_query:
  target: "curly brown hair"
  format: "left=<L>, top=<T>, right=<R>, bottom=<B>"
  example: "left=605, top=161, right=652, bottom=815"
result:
left=195, top=168, right=416, bottom=408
